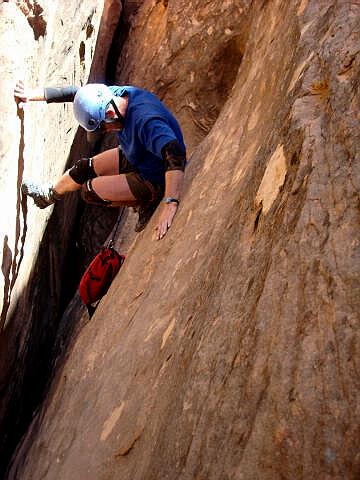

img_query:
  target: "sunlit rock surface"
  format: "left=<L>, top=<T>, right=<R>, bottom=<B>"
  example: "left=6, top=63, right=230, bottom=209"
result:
left=2, top=0, right=360, bottom=479
left=0, top=0, right=115, bottom=476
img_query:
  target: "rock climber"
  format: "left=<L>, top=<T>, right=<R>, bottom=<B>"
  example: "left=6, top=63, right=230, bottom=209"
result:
left=14, top=80, right=186, bottom=240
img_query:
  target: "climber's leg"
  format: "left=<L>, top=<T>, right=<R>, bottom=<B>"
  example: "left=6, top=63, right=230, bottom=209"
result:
left=82, top=175, right=137, bottom=206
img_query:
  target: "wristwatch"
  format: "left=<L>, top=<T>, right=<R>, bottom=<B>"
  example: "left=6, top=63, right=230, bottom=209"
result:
left=163, top=197, right=179, bottom=205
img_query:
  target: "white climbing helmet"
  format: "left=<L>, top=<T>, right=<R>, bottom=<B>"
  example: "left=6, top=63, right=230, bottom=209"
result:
left=73, top=84, right=113, bottom=132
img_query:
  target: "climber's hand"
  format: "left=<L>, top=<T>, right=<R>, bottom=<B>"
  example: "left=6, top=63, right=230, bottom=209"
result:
left=14, top=80, right=29, bottom=107
left=14, top=80, right=44, bottom=107
left=156, top=202, right=178, bottom=240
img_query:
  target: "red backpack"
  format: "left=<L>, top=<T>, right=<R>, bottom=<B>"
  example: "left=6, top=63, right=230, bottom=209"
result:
left=79, top=213, right=125, bottom=315
left=79, top=247, right=125, bottom=308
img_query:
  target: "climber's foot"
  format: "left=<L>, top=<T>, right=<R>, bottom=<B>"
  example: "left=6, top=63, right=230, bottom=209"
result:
left=21, top=180, right=62, bottom=209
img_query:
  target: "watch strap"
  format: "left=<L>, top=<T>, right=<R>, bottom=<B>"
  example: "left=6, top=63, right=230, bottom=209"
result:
left=163, top=197, right=179, bottom=205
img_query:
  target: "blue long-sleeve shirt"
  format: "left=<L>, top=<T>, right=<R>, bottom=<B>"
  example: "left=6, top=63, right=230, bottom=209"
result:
left=110, top=86, right=185, bottom=187
left=45, top=84, right=186, bottom=187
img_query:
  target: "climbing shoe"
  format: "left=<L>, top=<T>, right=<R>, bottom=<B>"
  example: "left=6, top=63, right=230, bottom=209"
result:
left=134, top=201, right=159, bottom=232
left=21, top=180, right=62, bottom=209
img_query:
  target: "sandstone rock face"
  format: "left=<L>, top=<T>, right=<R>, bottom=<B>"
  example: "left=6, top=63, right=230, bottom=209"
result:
left=0, top=0, right=117, bottom=475
left=0, top=0, right=103, bottom=328
left=4, top=0, right=360, bottom=479
left=114, top=0, right=251, bottom=151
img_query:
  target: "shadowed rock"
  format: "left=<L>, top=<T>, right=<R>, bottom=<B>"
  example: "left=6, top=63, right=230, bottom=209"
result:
left=3, top=0, right=360, bottom=479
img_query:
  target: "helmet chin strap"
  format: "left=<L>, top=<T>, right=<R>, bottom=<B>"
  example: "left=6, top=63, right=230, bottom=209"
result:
left=110, top=98, right=125, bottom=125
left=91, top=98, right=126, bottom=134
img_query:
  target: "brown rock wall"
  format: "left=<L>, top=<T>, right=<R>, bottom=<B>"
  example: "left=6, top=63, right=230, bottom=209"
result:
left=5, top=0, right=360, bottom=479
left=114, top=0, right=251, bottom=150
left=0, top=0, right=115, bottom=476
left=0, top=0, right=104, bottom=329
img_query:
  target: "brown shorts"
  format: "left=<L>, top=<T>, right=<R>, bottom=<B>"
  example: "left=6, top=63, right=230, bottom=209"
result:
left=118, top=147, right=163, bottom=204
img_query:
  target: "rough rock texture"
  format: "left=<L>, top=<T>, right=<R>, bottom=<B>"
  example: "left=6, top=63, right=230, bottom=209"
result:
left=0, top=0, right=121, bottom=476
left=0, top=0, right=96, bottom=328
left=114, top=0, right=251, bottom=150
left=4, top=0, right=360, bottom=479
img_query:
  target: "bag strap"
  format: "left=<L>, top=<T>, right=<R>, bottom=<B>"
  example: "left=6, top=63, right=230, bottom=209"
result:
left=107, top=208, right=124, bottom=249
left=86, top=303, right=98, bottom=318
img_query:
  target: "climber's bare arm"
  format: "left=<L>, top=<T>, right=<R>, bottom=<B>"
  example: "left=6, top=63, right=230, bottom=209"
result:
left=156, top=170, right=184, bottom=240
left=155, top=139, right=187, bottom=240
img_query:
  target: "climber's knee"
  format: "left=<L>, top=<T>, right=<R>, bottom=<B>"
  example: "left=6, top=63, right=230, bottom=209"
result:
left=80, top=180, right=111, bottom=206
left=69, top=157, right=97, bottom=185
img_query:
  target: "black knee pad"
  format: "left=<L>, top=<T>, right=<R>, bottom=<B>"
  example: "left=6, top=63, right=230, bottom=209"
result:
left=69, top=157, right=97, bottom=185
left=81, top=180, right=111, bottom=206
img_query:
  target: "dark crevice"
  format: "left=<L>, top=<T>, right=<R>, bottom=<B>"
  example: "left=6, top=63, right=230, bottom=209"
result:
left=2, top=1, right=140, bottom=476
left=1, top=203, right=78, bottom=479
left=0, top=236, right=12, bottom=330
left=254, top=206, right=262, bottom=232
left=106, top=0, right=142, bottom=84
left=0, top=129, right=120, bottom=478
left=106, top=2, right=128, bottom=84
left=1, top=105, right=27, bottom=331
